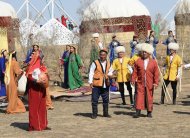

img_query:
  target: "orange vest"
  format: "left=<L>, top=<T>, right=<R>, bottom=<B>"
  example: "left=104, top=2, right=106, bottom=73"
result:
left=93, top=60, right=110, bottom=87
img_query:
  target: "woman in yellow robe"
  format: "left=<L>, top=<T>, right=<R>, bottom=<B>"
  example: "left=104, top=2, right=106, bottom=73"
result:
left=6, top=51, right=26, bottom=114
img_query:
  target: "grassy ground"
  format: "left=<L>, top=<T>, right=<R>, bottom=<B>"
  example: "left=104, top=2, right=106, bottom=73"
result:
left=0, top=72, right=190, bottom=138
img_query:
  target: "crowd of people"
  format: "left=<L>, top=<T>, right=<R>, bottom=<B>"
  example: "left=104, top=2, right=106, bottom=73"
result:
left=0, top=44, right=53, bottom=131
left=87, top=30, right=188, bottom=119
left=0, top=29, right=190, bottom=131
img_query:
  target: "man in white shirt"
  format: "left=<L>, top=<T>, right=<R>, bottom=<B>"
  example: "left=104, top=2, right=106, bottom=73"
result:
left=89, top=49, right=111, bottom=119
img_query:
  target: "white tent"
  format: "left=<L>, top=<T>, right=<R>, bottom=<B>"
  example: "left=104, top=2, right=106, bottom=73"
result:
left=19, top=19, right=40, bottom=47
left=33, top=19, right=79, bottom=46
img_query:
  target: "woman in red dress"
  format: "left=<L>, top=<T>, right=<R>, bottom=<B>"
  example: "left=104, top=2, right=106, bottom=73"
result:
left=26, top=45, right=50, bottom=131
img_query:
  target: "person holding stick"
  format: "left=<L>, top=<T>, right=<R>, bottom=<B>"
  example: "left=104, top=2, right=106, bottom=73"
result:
left=131, top=43, right=159, bottom=118
left=161, top=43, right=182, bottom=105
left=129, top=44, right=143, bottom=108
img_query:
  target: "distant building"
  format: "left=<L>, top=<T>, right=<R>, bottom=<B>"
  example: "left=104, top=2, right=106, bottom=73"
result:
left=79, top=0, right=152, bottom=67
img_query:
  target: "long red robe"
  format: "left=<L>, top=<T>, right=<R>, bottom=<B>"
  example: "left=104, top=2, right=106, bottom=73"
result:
left=27, top=52, right=47, bottom=131
left=132, top=58, right=159, bottom=111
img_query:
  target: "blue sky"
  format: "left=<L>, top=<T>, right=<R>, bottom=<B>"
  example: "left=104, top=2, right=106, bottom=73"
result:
left=1, top=0, right=179, bottom=24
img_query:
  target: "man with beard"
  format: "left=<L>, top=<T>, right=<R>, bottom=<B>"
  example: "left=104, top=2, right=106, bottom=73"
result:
left=132, top=43, right=159, bottom=118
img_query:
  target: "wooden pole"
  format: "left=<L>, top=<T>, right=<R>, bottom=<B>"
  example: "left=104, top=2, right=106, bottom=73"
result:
left=154, top=56, right=172, bottom=102
left=177, top=44, right=184, bottom=97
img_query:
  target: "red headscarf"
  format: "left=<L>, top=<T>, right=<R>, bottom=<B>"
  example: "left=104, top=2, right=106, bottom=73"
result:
left=26, top=51, right=41, bottom=76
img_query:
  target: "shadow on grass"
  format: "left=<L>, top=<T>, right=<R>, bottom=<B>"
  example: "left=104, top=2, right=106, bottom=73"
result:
left=180, top=101, right=190, bottom=106
left=114, top=111, right=134, bottom=117
left=10, top=122, right=28, bottom=131
left=173, top=111, right=190, bottom=115
left=114, top=111, right=147, bottom=117
left=73, top=113, right=92, bottom=118
left=182, top=95, right=190, bottom=100
left=110, top=105, right=132, bottom=110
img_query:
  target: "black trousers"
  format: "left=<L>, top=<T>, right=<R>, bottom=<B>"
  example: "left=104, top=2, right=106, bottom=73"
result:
left=161, top=79, right=177, bottom=104
left=91, top=87, right=109, bottom=106
left=91, top=87, right=109, bottom=115
left=118, top=82, right=133, bottom=104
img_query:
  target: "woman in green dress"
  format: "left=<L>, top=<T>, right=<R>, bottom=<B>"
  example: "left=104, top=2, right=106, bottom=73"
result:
left=68, top=45, right=83, bottom=90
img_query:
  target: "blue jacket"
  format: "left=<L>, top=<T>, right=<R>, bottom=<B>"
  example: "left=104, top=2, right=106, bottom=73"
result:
left=163, top=37, right=177, bottom=55
left=109, top=40, right=121, bottom=63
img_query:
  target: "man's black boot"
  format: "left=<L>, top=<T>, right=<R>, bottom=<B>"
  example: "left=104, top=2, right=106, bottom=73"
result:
left=133, top=109, right=141, bottom=118
left=147, top=111, right=152, bottom=118
left=103, top=104, right=111, bottom=118
left=92, top=104, right=98, bottom=119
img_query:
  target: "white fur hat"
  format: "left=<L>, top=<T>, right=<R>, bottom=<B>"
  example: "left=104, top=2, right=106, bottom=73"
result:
left=141, top=43, right=154, bottom=55
left=135, top=44, right=142, bottom=51
left=92, top=33, right=99, bottom=38
left=168, top=43, right=179, bottom=51
left=115, top=46, right=126, bottom=53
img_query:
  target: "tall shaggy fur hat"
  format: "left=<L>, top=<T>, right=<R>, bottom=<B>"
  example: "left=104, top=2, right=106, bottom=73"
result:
left=92, top=33, right=99, bottom=38
left=135, top=44, right=142, bottom=51
left=115, top=46, right=126, bottom=54
left=168, top=43, right=179, bottom=51
left=141, top=43, right=154, bottom=55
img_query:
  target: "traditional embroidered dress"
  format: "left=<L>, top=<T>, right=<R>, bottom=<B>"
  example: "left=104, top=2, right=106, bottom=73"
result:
left=68, top=53, right=83, bottom=90
left=27, top=51, right=48, bottom=131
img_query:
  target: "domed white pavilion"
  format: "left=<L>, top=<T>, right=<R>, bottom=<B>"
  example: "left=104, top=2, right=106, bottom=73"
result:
left=83, top=0, right=150, bottom=20
left=0, top=1, right=17, bottom=18
left=0, top=1, right=18, bottom=52
left=80, top=0, right=151, bottom=43
left=79, top=0, right=152, bottom=67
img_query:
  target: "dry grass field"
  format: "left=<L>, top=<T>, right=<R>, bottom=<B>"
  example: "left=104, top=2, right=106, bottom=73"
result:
left=0, top=70, right=190, bottom=138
